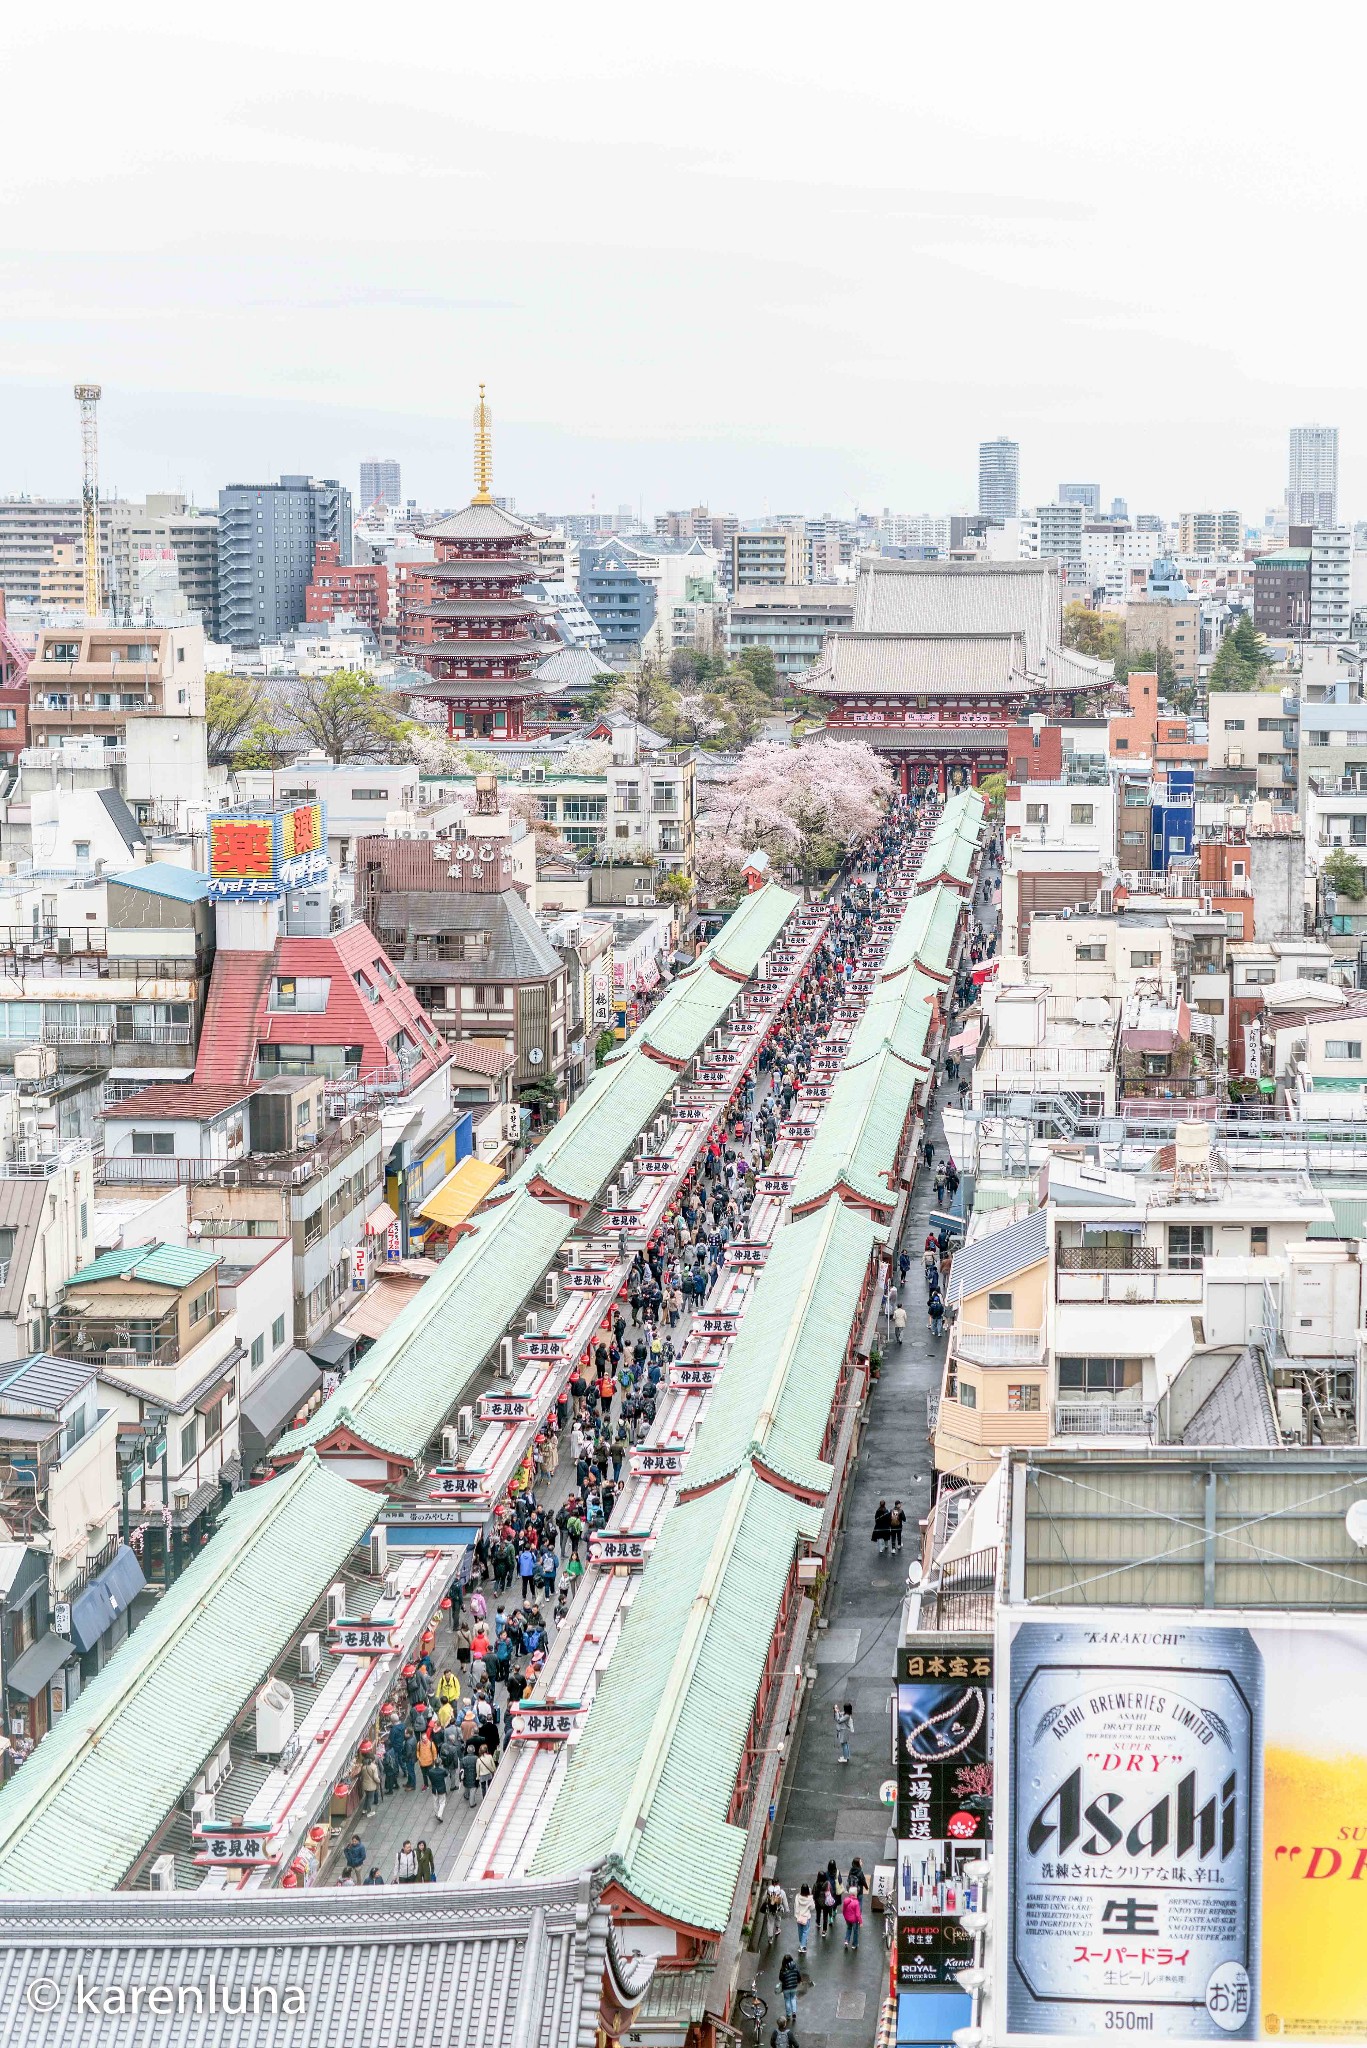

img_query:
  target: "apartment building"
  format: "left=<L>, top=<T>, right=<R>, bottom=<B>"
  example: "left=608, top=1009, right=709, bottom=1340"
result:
left=1311, top=527, right=1352, bottom=641
left=104, top=496, right=219, bottom=627
left=26, top=620, right=206, bottom=755
left=730, top=528, right=803, bottom=588
left=1177, top=509, right=1241, bottom=555
left=1124, top=597, right=1201, bottom=686
left=217, top=475, right=353, bottom=647
left=304, top=540, right=389, bottom=634
left=0, top=499, right=133, bottom=606
left=1253, top=541, right=1311, bottom=639
left=726, top=586, right=854, bottom=678
left=1205, top=688, right=1297, bottom=799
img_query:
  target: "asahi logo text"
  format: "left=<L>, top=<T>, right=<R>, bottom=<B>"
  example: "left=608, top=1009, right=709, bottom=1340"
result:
left=1027, top=1766, right=1240, bottom=1863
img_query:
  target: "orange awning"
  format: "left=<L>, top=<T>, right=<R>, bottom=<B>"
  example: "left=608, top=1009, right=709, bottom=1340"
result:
left=416, top=1156, right=503, bottom=1230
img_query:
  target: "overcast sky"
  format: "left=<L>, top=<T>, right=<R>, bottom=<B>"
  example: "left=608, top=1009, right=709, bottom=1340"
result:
left=3, top=3, right=1366, bottom=521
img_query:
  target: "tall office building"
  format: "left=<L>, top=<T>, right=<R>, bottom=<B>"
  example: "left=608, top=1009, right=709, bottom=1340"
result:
left=1287, top=425, right=1338, bottom=527
left=978, top=438, right=1020, bottom=521
left=1058, top=483, right=1100, bottom=512
left=217, top=475, right=353, bottom=646
left=359, top=459, right=401, bottom=511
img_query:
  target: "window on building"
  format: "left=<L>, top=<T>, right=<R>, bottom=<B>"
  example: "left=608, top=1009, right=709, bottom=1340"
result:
left=1070, top=804, right=1094, bottom=825
left=1122, top=830, right=1144, bottom=846
left=1007, top=1384, right=1041, bottom=1411
left=204, top=1397, right=225, bottom=1443
left=957, top=1380, right=977, bottom=1409
left=188, top=1285, right=216, bottom=1325
left=1115, top=736, right=1129, bottom=750
left=350, top=788, right=390, bottom=800
left=1325, top=1040, right=1363, bottom=1060
left=1167, top=1224, right=1211, bottom=1271
left=1074, top=943, right=1106, bottom=962
left=1250, top=1226, right=1269, bottom=1255
left=180, top=1417, right=198, bottom=1466
left=272, top=1312, right=286, bottom=1348
left=131, top=1131, right=174, bottom=1156
left=1058, top=1357, right=1142, bottom=1395
left=1224, top=718, right=1245, bottom=731
left=1025, top=803, right=1048, bottom=824
left=1130, top=949, right=1159, bottom=967
left=250, top=1332, right=265, bottom=1371
left=987, top=1291, right=1013, bottom=1327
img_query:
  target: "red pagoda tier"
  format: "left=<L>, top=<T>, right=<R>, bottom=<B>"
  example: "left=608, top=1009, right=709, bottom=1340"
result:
left=397, top=388, right=556, bottom=742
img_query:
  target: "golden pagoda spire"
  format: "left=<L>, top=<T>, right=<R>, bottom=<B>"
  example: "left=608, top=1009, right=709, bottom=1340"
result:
left=472, top=382, right=493, bottom=504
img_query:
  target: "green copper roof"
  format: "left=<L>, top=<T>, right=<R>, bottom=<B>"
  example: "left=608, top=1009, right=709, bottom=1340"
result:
left=684, top=1198, right=880, bottom=1496
left=64, top=1242, right=220, bottom=1291
left=0, top=1454, right=378, bottom=1895
left=915, top=788, right=984, bottom=888
left=791, top=1041, right=920, bottom=1212
left=505, top=1052, right=676, bottom=1204
left=531, top=1470, right=819, bottom=1931
left=881, top=882, right=963, bottom=982
left=609, top=962, right=743, bottom=1067
left=276, top=1195, right=572, bottom=1461
left=706, top=880, right=800, bottom=976
left=843, top=963, right=938, bottom=1071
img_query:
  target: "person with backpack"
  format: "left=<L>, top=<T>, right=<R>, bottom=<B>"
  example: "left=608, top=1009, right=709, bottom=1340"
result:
left=841, top=1886, right=863, bottom=1951
left=812, top=1867, right=836, bottom=1939
left=793, top=1883, right=814, bottom=1957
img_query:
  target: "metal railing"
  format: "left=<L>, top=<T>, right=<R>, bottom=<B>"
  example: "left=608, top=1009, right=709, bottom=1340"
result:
left=952, top=1326, right=1044, bottom=1364
left=1057, top=1244, right=1158, bottom=1271
left=1054, top=1400, right=1157, bottom=1436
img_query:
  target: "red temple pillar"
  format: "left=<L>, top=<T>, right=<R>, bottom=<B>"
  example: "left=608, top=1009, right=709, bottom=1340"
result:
left=936, top=761, right=946, bottom=795
left=899, top=760, right=910, bottom=796
left=968, top=761, right=977, bottom=787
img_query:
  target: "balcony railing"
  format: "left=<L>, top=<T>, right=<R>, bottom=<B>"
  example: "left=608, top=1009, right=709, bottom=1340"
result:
left=1055, top=1400, right=1157, bottom=1436
left=952, top=1326, right=1044, bottom=1364
left=1057, top=1244, right=1158, bottom=1270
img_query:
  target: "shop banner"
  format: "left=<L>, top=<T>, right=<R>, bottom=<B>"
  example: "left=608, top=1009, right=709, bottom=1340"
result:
left=1001, top=1610, right=1367, bottom=2043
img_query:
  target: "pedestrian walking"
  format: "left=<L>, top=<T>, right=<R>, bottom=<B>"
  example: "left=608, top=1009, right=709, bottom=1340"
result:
left=393, top=1840, right=419, bottom=1884
left=842, top=1888, right=863, bottom=1951
left=813, top=1867, right=836, bottom=1939
left=834, top=1700, right=853, bottom=1764
left=794, top=1883, right=814, bottom=1958
left=777, top=1955, right=801, bottom=2021
left=416, top=1839, right=436, bottom=1883
left=889, top=1501, right=906, bottom=1554
left=871, top=1500, right=892, bottom=1554
left=429, top=1758, right=449, bottom=1822
left=892, top=1301, right=906, bottom=1345
left=342, top=1833, right=366, bottom=1884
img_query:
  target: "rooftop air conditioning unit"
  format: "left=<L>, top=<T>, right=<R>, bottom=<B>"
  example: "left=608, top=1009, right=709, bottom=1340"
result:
left=498, top=1334, right=516, bottom=1377
left=523, top=1311, right=538, bottom=1335
left=220, top=1168, right=241, bottom=1187
left=203, top=1740, right=232, bottom=1794
left=441, top=1424, right=461, bottom=1464
left=254, top=1680, right=294, bottom=1757
left=191, top=1792, right=216, bottom=1833
left=383, top=1566, right=402, bottom=1603
left=605, top=1181, right=620, bottom=1209
left=456, top=1405, right=475, bottom=1442
left=297, top=1632, right=321, bottom=1679
left=368, top=1528, right=388, bottom=1577
left=544, top=1272, right=560, bottom=1307
left=325, top=1581, right=347, bottom=1627
left=148, top=1855, right=176, bottom=1893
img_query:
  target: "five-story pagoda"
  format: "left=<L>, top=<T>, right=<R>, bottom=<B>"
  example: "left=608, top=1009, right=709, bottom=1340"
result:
left=398, top=386, right=554, bottom=740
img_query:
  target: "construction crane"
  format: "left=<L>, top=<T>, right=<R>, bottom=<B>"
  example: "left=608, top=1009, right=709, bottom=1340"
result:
left=74, top=382, right=102, bottom=616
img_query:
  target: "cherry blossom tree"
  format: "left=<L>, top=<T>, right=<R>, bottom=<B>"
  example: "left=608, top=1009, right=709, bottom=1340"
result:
left=700, top=736, right=892, bottom=881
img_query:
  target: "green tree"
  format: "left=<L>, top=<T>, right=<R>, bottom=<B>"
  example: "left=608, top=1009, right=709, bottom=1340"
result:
left=1063, top=602, right=1123, bottom=663
left=606, top=659, right=678, bottom=730
left=1323, top=848, right=1366, bottom=901
left=205, top=671, right=265, bottom=765
left=1207, top=613, right=1273, bottom=693
left=234, top=713, right=291, bottom=769
left=657, top=869, right=694, bottom=908
left=978, top=771, right=1007, bottom=817
left=1114, top=639, right=1176, bottom=693
left=735, top=645, right=779, bottom=697
left=287, top=668, right=412, bottom=762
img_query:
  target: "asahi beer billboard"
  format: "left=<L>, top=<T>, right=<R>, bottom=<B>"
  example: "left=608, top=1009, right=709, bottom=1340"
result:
left=1001, top=1611, right=1367, bottom=2044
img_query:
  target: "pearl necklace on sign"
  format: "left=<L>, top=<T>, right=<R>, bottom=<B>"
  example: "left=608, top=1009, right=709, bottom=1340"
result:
left=906, top=1687, right=986, bottom=1760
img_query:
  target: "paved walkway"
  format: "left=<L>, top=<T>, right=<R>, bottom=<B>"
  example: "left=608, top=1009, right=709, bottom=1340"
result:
left=766, top=858, right=995, bottom=2046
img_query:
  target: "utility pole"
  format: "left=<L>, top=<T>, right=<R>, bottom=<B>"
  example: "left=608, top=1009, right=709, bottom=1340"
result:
left=74, top=382, right=102, bottom=617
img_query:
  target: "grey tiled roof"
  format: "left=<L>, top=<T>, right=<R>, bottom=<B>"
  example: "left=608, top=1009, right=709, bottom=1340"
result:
left=1182, top=1347, right=1280, bottom=1448
left=947, top=1207, right=1049, bottom=1305
left=852, top=558, right=1062, bottom=671
left=806, top=630, right=1028, bottom=696
left=378, top=887, right=561, bottom=979
left=0, top=1874, right=652, bottom=2048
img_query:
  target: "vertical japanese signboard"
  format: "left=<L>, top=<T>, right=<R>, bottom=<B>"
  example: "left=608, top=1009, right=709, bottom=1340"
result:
left=895, top=1633, right=994, bottom=1987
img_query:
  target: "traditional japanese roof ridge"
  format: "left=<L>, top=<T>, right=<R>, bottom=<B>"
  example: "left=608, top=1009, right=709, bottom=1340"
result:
left=705, top=879, right=800, bottom=975
left=531, top=1470, right=819, bottom=1932
left=0, top=1452, right=379, bottom=1895
left=0, top=1872, right=651, bottom=2048
left=501, top=1052, right=677, bottom=1206
left=418, top=500, right=548, bottom=543
left=274, top=1194, right=572, bottom=1461
left=881, top=880, right=963, bottom=981
left=683, top=1198, right=879, bottom=1497
left=805, top=629, right=1030, bottom=698
left=851, top=556, right=1061, bottom=671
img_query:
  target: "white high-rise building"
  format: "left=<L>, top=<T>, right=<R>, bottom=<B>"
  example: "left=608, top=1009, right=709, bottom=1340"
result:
left=1310, top=527, right=1351, bottom=642
left=978, top=438, right=1020, bottom=521
left=1287, top=425, right=1338, bottom=527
